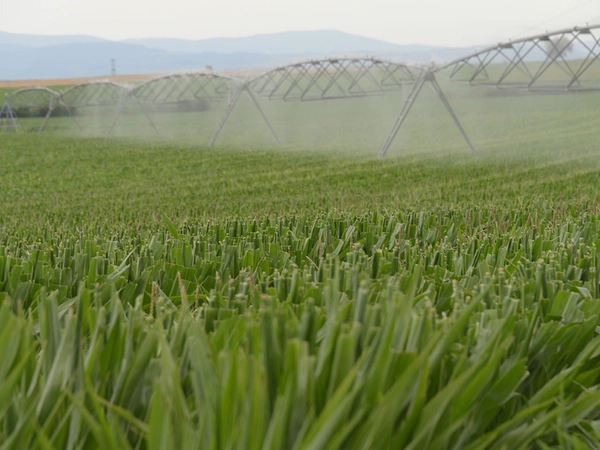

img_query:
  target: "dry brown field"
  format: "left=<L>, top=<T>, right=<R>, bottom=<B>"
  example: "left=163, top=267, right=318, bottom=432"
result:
left=0, top=69, right=267, bottom=89
left=0, top=74, right=157, bottom=88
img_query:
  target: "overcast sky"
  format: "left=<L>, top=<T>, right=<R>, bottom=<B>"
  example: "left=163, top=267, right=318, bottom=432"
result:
left=0, top=0, right=599, bottom=47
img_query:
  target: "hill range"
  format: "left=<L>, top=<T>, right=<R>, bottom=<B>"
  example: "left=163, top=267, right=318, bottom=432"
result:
left=0, top=29, right=475, bottom=81
left=1, top=28, right=591, bottom=81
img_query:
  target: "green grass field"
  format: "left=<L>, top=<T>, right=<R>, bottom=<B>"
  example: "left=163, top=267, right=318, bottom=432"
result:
left=1, top=85, right=600, bottom=448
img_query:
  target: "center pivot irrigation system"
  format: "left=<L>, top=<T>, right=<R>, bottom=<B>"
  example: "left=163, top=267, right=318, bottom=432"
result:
left=441, top=24, right=600, bottom=91
left=216, top=57, right=475, bottom=157
left=0, top=87, right=58, bottom=133
left=2, top=23, right=600, bottom=156
left=59, top=81, right=129, bottom=132
left=106, top=72, right=243, bottom=138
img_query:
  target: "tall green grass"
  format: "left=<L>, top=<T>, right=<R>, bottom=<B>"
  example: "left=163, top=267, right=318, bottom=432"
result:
left=1, top=209, right=600, bottom=448
left=1, top=97, right=600, bottom=448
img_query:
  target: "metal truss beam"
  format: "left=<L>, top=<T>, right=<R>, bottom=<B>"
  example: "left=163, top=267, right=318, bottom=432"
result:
left=52, top=82, right=130, bottom=134
left=6, top=87, right=59, bottom=110
left=248, top=57, right=422, bottom=101
left=209, top=58, right=475, bottom=154
left=206, top=57, right=429, bottom=149
left=132, top=73, right=239, bottom=104
left=208, top=57, right=426, bottom=148
left=3, top=87, right=59, bottom=133
left=440, top=24, right=600, bottom=92
left=0, top=86, right=59, bottom=132
left=58, top=81, right=128, bottom=109
left=107, top=72, right=241, bottom=140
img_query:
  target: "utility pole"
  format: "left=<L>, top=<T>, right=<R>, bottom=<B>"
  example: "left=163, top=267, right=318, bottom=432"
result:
left=110, top=59, right=116, bottom=77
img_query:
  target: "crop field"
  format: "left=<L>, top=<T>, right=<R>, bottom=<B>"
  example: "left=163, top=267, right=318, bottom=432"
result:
left=1, top=85, right=600, bottom=449
left=6, top=79, right=600, bottom=151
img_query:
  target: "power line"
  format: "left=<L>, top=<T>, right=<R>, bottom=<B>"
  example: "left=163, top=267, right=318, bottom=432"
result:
left=510, top=0, right=598, bottom=40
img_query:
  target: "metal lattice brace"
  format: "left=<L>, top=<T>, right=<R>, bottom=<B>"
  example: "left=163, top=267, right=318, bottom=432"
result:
left=216, top=57, right=473, bottom=154
left=3, top=87, right=60, bottom=133
left=0, top=96, right=19, bottom=133
left=59, top=81, right=129, bottom=108
left=132, top=73, right=238, bottom=104
left=378, top=71, right=475, bottom=158
left=248, top=57, right=422, bottom=101
left=440, top=24, right=600, bottom=91
left=210, top=57, right=426, bottom=147
left=107, top=72, right=245, bottom=139
left=54, top=81, right=131, bottom=132
left=209, top=84, right=281, bottom=147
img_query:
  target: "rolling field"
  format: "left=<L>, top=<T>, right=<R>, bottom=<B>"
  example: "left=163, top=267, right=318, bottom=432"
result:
left=1, top=86, right=600, bottom=448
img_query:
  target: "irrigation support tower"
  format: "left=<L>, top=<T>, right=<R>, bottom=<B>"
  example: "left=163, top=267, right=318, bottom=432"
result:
left=379, top=70, right=475, bottom=157
left=0, top=94, right=19, bottom=133
left=209, top=83, right=280, bottom=147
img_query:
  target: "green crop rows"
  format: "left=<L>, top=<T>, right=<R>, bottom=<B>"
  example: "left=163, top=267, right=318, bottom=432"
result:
left=1, top=86, right=600, bottom=449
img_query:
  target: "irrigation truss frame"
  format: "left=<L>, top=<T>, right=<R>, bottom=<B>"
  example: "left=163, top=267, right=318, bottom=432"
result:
left=440, top=24, right=600, bottom=91
left=1, top=87, right=60, bottom=133
left=211, top=57, right=475, bottom=155
left=248, top=57, right=421, bottom=101
left=107, top=72, right=247, bottom=138
left=45, top=81, right=131, bottom=133
left=0, top=95, right=19, bottom=133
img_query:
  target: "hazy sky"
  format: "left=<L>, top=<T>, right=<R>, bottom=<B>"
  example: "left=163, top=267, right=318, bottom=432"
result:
left=0, top=0, right=599, bottom=47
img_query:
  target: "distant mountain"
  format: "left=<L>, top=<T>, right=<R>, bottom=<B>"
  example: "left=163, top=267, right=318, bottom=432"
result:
left=1, top=28, right=596, bottom=82
left=0, top=28, right=480, bottom=81
left=125, top=30, right=437, bottom=55
left=0, top=42, right=280, bottom=80
left=0, top=30, right=108, bottom=47
left=1, top=43, right=32, bottom=54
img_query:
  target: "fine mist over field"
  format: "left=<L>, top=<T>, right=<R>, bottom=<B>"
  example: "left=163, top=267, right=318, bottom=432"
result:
left=8, top=78, right=600, bottom=160
left=2, top=117, right=600, bottom=224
